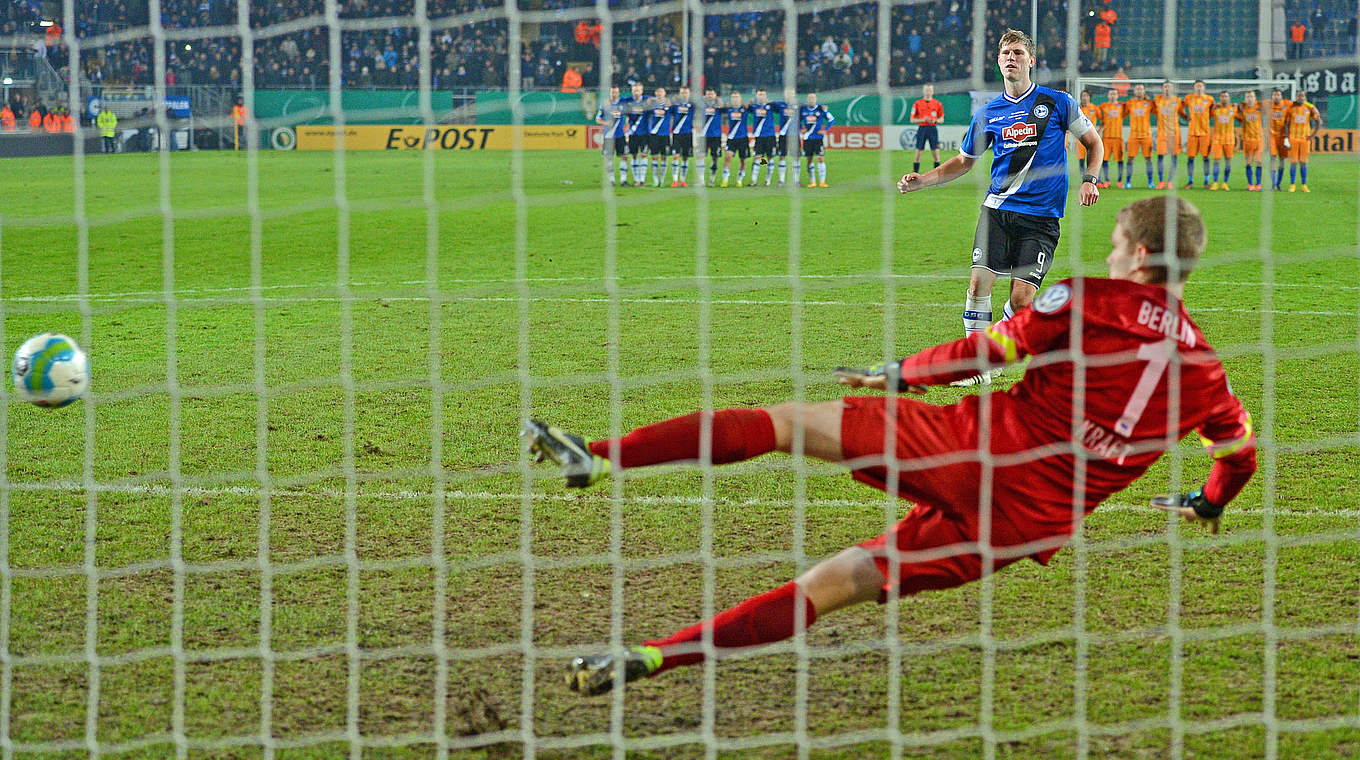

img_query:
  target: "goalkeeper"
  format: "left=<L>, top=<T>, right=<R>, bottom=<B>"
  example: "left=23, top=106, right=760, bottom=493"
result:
left=525, top=197, right=1257, bottom=697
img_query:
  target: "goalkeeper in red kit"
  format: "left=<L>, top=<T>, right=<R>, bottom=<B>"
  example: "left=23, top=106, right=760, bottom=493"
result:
left=523, top=197, right=1256, bottom=697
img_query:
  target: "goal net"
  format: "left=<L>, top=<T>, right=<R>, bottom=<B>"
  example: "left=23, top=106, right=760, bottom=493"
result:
left=3, top=0, right=1358, bottom=757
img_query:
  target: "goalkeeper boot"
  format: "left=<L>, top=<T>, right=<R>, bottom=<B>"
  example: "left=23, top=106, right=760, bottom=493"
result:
left=565, top=645, right=662, bottom=696
left=521, top=419, right=609, bottom=488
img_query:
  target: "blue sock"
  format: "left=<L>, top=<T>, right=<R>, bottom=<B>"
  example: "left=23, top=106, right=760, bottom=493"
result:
left=1002, top=299, right=1015, bottom=321
left=1186, top=158, right=1194, bottom=181
left=1157, top=155, right=1164, bottom=181
left=1301, top=164, right=1308, bottom=184
left=1223, top=165, right=1231, bottom=183
left=1146, top=162, right=1154, bottom=183
left=1213, top=161, right=1220, bottom=182
left=1290, top=164, right=1297, bottom=183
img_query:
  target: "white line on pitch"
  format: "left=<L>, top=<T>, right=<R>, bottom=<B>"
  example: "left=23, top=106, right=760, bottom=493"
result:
left=11, top=481, right=1356, bottom=519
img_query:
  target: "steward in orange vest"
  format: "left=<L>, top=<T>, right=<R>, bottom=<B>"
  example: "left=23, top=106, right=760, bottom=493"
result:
left=0, top=105, right=15, bottom=131
left=30, top=110, right=43, bottom=131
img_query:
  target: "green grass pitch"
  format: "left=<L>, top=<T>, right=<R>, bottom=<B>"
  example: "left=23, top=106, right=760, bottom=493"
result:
left=2, top=149, right=1358, bottom=759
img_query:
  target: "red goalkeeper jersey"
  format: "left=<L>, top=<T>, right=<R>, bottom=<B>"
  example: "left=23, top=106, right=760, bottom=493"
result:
left=897, top=277, right=1255, bottom=536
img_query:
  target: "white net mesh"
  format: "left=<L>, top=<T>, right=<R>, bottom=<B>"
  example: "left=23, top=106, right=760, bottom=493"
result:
left=2, top=0, right=1359, bottom=757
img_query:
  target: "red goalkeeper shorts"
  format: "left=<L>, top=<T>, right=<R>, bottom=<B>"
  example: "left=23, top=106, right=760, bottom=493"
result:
left=839, top=395, right=1064, bottom=602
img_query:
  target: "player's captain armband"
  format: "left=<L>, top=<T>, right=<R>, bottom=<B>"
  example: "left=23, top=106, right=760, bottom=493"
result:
left=1199, top=408, right=1255, bottom=459
left=983, top=325, right=1019, bottom=363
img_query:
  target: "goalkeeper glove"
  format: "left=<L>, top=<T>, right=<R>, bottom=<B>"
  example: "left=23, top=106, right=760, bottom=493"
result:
left=1150, top=488, right=1223, bottom=533
left=832, top=362, right=926, bottom=394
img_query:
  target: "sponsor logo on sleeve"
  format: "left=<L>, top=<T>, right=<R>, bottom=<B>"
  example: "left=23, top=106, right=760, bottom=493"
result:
left=1033, top=283, right=1072, bottom=313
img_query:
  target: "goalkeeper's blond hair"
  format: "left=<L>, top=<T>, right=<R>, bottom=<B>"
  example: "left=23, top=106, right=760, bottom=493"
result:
left=1118, top=197, right=1207, bottom=283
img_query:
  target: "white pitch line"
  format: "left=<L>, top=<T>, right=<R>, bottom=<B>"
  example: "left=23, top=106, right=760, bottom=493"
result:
left=4, top=273, right=1355, bottom=304
left=8, top=291, right=1355, bottom=318
left=9, top=481, right=1357, bottom=519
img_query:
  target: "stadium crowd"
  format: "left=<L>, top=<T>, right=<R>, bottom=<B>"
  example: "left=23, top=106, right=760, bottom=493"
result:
left=4, top=0, right=1356, bottom=93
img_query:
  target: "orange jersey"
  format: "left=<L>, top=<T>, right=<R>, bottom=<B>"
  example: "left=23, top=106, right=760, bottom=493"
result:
left=1125, top=98, right=1154, bottom=139
left=1269, top=99, right=1292, bottom=135
left=1081, top=103, right=1100, bottom=127
left=1154, top=94, right=1181, bottom=133
left=1287, top=101, right=1316, bottom=141
left=1181, top=94, right=1214, bottom=137
left=1211, top=104, right=1237, bottom=142
left=1098, top=101, right=1124, bottom=139
left=1238, top=103, right=1263, bottom=142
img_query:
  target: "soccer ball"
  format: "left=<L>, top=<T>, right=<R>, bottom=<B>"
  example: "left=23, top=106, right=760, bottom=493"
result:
left=12, top=333, right=90, bottom=408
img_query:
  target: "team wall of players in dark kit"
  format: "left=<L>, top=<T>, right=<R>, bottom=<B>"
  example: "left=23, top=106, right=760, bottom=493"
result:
left=596, top=83, right=837, bottom=188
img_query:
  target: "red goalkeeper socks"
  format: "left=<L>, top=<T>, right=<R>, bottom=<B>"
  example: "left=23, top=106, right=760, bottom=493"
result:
left=586, top=408, right=776, bottom=469
left=643, top=581, right=818, bottom=674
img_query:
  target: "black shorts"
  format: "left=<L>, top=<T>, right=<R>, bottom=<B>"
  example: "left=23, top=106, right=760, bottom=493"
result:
left=775, top=133, right=796, bottom=156
left=671, top=133, right=693, bottom=157
left=753, top=135, right=776, bottom=157
left=628, top=134, right=645, bottom=155
left=727, top=139, right=751, bottom=159
left=603, top=136, right=627, bottom=157
left=915, top=125, right=940, bottom=150
left=803, top=138, right=824, bottom=158
left=706, top=136, right=724, bottom=158
left=647, top=133, right=670, bottom=155
left=970, top=207, right=1061, bottom=288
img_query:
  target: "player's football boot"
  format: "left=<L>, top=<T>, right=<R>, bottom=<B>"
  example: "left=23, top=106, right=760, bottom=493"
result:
left=679, top=180, right=688, bottom=187
left=1122, top=181, right=1132, bottom=189
left=1147, top=180, right=1156, bottom=189
left=949, top=368, right=1001, bottom=387
left=1288, top=184, right=1296, bottom=192
left=1221, top=182, right=1230, bottom=190
left=521, top=419, right=609, bottom=488
left=1300, top=184, right=1310, bottom=192
left=807, top=181, right=817, bottom=188
left=565, top=645, right=662, bottom=696
left=1182, top=181, right=1194, bottom=189
left=670, top=180, right=679, bottom=187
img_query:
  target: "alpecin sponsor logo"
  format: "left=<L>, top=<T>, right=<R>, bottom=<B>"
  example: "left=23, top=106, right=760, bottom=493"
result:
left=1002, top=122, right=1037, bottom=142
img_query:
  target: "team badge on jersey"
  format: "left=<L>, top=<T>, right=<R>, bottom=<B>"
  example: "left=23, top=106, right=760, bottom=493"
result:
left=1034, top=283, right=1072, bottom=314
left=1034, top=104, right=1049, bottom=119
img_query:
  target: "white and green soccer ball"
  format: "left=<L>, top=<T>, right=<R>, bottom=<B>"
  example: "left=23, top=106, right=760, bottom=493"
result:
left=11, top=333, right=90, bottom=408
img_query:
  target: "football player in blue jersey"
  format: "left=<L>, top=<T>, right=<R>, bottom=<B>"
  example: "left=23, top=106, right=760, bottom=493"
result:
left=646, top=87, right=673, bottom=188
left=722, top=91, right=751, bottom=187
left=897, top=29, right=1104, bottom=386
left=624, top=81, right=649, bottom=186
left=749, top=88, right=780, bottom=187
left=668, top=85, right=696, bottom=187
left=772, top=88, right=799, bottom=187
left=595, top=85, right=628, bottom=186
left=699, top=88, right=726, bottom=186
left=798, top=93, right=835, bottom=187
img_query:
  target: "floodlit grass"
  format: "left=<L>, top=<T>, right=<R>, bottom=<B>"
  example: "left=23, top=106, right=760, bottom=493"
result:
left=2, top=148, right=1358, bottom=759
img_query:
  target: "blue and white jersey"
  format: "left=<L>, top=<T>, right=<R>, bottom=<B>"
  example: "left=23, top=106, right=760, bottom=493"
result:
left=727, top=106, right=750, bottom=139
left=799, top=105, right=834, bottom=139
left=669, top=100, right=695, bottom=135
left=750, top=100, right=779, bottom=137
left=625, top=97, right=649, bottom=136
left=773, top=101, right=794, bottom=137
left=700, top=100, right=725, bottom=138
left=960, top=83, right=1094, bottom=218
left=648, top=98, right=673, bottom=135
left=597, top=97, right=628, bottom=139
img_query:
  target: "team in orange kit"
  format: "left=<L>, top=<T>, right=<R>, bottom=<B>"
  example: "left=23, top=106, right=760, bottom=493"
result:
left=1180, top=80, right=1215, bottom=188
left=1097, top=89, right=1125, bottom=187
left=1153, top=81, right=1182, bottom=188
left=1237, top=91, right=1265, bottom=190
left=1124, top=84, right=1155, bottom=188
left=1209, top=92, right=1237, bottom=190
left=1284, top=96, right=1320, bottom=192
left=1077, top=90, right=1100, bottom=163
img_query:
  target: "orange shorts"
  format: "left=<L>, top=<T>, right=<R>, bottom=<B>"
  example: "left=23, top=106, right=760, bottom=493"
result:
left=1103, top=136, right=1124, bottom=162
left=1271, top=133, right=1289, bottom=157
left=1186, top=133, right=1212, bottom=157
left=1243, top=139, right=1263, bottom=158
left=1288, top=139, right=1310, bottom=161
left=1075, top=135, right=1087, bottom=160
left=1210, top=139, right=1235, bottom=159
left=1157, top=131, right=1182, bottom=155
left=1127, top=136, right=1153, bottom=157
